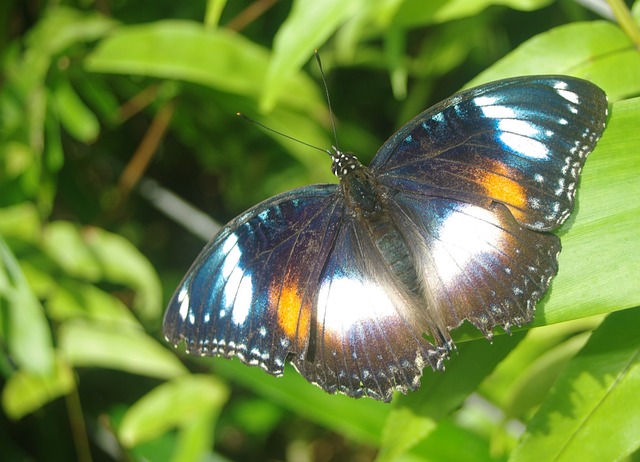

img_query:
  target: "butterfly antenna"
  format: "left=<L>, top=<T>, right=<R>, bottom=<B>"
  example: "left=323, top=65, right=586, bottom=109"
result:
left=314, top=50, right=340, bottom=151
left=237, top=113, right=331, bottom=156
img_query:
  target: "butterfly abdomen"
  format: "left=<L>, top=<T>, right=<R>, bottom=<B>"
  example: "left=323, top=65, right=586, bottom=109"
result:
left=342, top=167, right=419, bottom=291
left=341, top=166, right=450, bottom=349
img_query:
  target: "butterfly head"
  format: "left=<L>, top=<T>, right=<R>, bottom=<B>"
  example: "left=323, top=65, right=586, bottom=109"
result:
left=330, top=146, right=363, bottom=178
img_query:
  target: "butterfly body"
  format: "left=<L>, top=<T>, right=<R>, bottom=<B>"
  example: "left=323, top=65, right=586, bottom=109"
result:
left=164, top=76, right=607, bottom=402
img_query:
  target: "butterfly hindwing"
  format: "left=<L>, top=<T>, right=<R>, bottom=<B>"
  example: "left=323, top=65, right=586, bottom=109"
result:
left=371, top=76, right=608, bottom=231
left=291, top=212, right=448, bottom=402
left=385, top=190, right=561, bottom=337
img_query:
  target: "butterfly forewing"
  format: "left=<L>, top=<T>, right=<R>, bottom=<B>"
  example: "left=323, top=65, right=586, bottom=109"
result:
left=372, top=76, right=608, bottom=231
left=163, top=185, right=342, bottom=375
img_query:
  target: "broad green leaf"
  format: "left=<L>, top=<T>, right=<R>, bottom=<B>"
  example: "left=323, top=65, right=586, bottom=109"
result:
left=23, top=6, right=116, bottom=81
left=171, top=410, right=217, bottom=462
left=0, top=237, right=54, bottom=374
left=377, top=334, right=524, bottom=461
left=211, top=357, right=389, bottom=445
left=43, top=222, right=162, bottom=321
left=392, top=0, right=553, bottom=28
left=78, top=225, right=163, bottom=321
left=511, top=308, right=640, bottom=462
left=42, top=221, right=102, bottom=281
left=410, top=418, right=503, bottom=462
left=1, top=357, right=74, bottom=420
left=467, top=21, right=640, bottom=101
left=501, top=332, right=590, bottom=418
left=59, top=321, right=187, bottom=379
left=118, top=375, right=228, bottom=448
left=538, top=97, right=640, bottom=325
left=47, top=279, right=140, bottom=327
left=262, top=0, right=363, bottom=110
left=85, top=20, right=324, bottom=113
left=480, top=317, right=603, bottom=413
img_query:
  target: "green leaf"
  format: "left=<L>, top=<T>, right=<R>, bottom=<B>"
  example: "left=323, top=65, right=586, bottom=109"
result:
left=480, top=317, right=602, bottom=416
left=502, top=332, right=590, bottom=418
left=0, top=142, right=36, bottom=180
left=1, top=357, right=74, bottom=420
left=118, top=375, right=228, bottom=459
left=0, top=237, right=54, bottom=374
left=43, top=222, right=162, bottom=321
left=0, top=203, right=41, bottom=242
left=393, top=0, right=553, bottom=28
left=59, top=321, right=187, bottom=379
left=261, top=0, right=363, bottom=110
left=42, top=221, right=102, bottom=281
left=46, top=279, right=140, bottom=327
left=377, top=333, right=524, bottom=461
left=24, top=6, right=116, bottom=79
left=511, top=308, right=640, bottom=462
left=211, top=357, right=389, bottom=445
left=467, top=21, right=640, bottom=101
left=52, top=78, right=100, bottom=143
left=411, top=418, right=503, bottom=462
left=85, top=20, right=324, bottom=113
left=204, top=0, right=227, bottom=30
left=537, top=97, right=640, bottom=326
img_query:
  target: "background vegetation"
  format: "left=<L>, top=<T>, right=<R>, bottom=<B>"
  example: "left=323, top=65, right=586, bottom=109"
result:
left=1, top=0, right=639, bottom=461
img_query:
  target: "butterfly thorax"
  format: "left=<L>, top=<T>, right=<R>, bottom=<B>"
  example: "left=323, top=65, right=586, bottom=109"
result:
left=340, top=158, right=423, bottom=298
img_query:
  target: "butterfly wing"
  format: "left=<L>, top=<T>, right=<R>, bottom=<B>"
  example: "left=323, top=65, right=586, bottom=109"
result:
left=385, top=192, right=560, bottom=337
left=163, top=185, right=344, bottom=376
left=367, top=75, right=607, bottom=337
left=371, top=75, right=608, bottom=230
left=165, top=75, right=608, bottom=402
left=164, top=183, right=448, bottom=401
left=290, top=209, right=449, bottom=402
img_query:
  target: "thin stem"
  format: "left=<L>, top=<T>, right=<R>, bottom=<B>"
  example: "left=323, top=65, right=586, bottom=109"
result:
left=607, top=0, right=640, bottom=50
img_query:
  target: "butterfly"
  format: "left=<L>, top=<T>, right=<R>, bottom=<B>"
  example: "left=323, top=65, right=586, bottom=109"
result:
left=163, top=75, right=608, bottom=402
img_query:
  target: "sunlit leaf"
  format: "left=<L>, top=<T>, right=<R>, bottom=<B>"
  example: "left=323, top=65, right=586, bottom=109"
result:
left=511, top=308, right=640, bottom=461
left=59, top=321, right=187, bottom=379
left=393, top=0, right=554, bottom=28
left=467, top=21, right=640, bottom=101
left=52, top=78, right=100, bottom=143
left=262, top=0, right=363, bottom=110
left=0, top=203, right=40, bottom=242
left=43, top=222, right=162, bottom=321
left=538, top=97, right=640, bottom=325
left=0, top=237, right=54, bottom=374
left=377, top=334, right=524, bottom=461
left=118, top=375, right=228, bottom=448
left=47, top=279, right=140, bottom=327
left=85, top=20, right=324, bottom=114
left=1, top=357, right=74, bottom=420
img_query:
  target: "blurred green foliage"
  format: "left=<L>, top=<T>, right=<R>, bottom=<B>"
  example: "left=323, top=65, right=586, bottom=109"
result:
left=1, top=1, right=640, bottom=461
